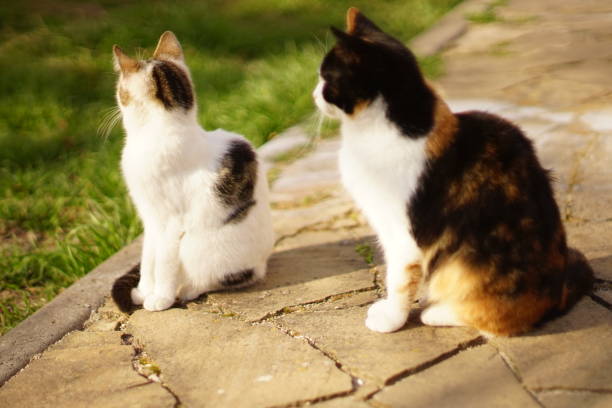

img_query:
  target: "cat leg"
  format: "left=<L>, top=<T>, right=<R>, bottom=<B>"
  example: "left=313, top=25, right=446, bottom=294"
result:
left=366, top=241, right=423, bottom=333
left=420, top=303, right=463, bottom=327
left=132, top=230, right=156, bottom=305
left=143, top=221, right=182, bottom=311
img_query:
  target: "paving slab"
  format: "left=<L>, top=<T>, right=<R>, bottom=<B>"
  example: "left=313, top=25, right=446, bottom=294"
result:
left=538, top=391, right=612, bottom=408
left=372, top=345, right=539, bottom=408
left=0, top=330, right=174, bottom=408
left=126, top=309, right=353, bottom=407
left=490, top=299, right=612, bottom=392
left=275, top=306, right=480, bottom=387
left=203, top=238, right=376, bottom=322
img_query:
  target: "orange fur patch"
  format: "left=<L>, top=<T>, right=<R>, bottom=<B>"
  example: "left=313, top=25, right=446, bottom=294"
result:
left=425, top=94, right=458, bottom=158
left=427, top=258, right=555, bottom=336
left=351, top=99, right=371, bottom=116
left=118, top=86, right=131, bottom=106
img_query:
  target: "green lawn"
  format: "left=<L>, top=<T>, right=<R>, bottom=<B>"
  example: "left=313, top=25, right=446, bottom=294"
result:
left=0, top=0, right=462, bottom=334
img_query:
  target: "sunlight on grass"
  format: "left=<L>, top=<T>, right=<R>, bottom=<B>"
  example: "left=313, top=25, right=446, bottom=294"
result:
left=0, top=0, right=462, bottom=334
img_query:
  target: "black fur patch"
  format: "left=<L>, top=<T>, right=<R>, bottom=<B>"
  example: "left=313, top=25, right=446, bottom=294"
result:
left=111, top=265, right=140, bottom=313
left=220, top=268, right=254, bottom=287
left=152, top=61, right=193, bottom=111
left=215, top=140, right=257, bottom=224
left=321, top=17, right=436, bottom=136
left=410, top=111, right=567, bottom=298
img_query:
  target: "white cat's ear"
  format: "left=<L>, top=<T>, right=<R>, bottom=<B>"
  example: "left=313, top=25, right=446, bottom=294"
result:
left=153, top=31, right=184, bottom=61
left=113, top=45, right=139, bottom=74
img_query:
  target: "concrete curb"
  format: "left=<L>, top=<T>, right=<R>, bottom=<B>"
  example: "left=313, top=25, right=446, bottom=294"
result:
left=0, top=238, right=142, bottom=386
left=410, top=0, right=491, bottom=56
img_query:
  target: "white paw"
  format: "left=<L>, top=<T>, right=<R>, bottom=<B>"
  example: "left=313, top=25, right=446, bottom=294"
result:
left=143, top=295, right=175, bottom=311
left=365, top=299, right=409, bottom=333
left=420, top=303, right=462, bottom=327
left=131, top=288, right=146, bottom=305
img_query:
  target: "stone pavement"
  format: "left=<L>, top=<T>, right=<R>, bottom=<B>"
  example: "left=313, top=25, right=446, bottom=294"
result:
left=1, top=0, right=612, bottom=406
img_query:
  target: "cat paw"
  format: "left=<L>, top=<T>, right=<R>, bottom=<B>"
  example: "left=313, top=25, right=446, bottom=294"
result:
left=131, top=288, right=146, bottom=305
left=365, top=299, right=409, bottom=333
left=143, top=295, right=175, bottom=311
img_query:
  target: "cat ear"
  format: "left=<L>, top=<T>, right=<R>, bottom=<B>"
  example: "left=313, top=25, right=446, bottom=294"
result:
left=153, top=31, right=184, bottom=61
left=113, top=45, right=139, bottom=74
left=346, top=8, right=383, bottom=37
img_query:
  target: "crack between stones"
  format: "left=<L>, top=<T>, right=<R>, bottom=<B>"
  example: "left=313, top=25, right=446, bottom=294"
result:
left=589, top=293, right=612, bottom=311
left=363, top=336, right=487, bottom=403
left=250, top=271, right=382, bottom=324
left=492, top=346, right=545, bottom=407
left=250, top=285, right=379, bottom=324
left=120, top=332, right=183, bottom=408
left=273, top=208, right=366, bottom=246
left=261, top=321, right=365, bottom=407
left=534, top=386, right=612, bottom=395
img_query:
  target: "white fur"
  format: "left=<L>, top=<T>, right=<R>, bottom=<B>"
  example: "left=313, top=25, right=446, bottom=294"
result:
left=118, top=59, right=274, bottom=311
left=420, top=303, right=462, bottom=327
left=314, top=79, right=427, bottom=332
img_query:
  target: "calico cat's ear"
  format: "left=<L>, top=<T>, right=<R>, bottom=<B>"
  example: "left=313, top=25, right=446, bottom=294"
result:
left=113, top=45, right=139, bottom=74
left=330, top=25, right=372, bottom=60
left=345, top=7, right=383, bottom=37
left=153, top=31, right=184, bottom=61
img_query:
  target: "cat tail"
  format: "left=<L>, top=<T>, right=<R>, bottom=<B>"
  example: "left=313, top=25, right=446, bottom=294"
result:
left=111, top=265, right=140, bottom=313
left=559, top=248, right=594, bottom=312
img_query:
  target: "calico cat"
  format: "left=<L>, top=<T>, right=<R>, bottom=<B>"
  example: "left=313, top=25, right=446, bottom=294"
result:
left=111, top=31, right=274, bottom=312
left=313, top=8, right=594, bottom=336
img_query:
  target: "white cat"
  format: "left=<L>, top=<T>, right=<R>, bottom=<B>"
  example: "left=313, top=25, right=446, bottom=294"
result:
left=113, top=31, right=274, bottom=312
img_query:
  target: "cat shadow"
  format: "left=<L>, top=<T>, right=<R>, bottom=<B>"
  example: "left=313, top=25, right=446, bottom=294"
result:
left=224, top=234, right=380, bottom=295
left=112, top=235, right=379, bottom=313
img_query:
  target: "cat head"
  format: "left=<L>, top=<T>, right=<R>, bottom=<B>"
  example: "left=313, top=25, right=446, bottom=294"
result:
left=313, top=8, right=435, bottom=135
left=113, top=31, right=195, bottom=121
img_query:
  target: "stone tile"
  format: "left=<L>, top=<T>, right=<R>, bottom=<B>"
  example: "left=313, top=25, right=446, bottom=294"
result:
left=372, top=345, right=539, bottom=408
left=275, top=227, right=374, bottom=252
left=568, top=192, right=612, bottom=224
left=490, top=299, right=612, bottom=391
left=272, top=193, right=356, bottom=239
left=0, top=331, right=173, bottom=408
left=271, top=139, right=341, bottom=200
left=276, top=306, right=479, bottom=386
left=126, top=309, right=353, bottom=408
left=566, top=221, right=612, bottom=280
left=204, top=239, right=375, bottom=322
left=538, top=391, right=612, bottom=408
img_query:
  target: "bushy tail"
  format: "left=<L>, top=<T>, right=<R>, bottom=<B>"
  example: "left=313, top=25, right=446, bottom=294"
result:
left=111, top=265, right=140, bottom=313
left=560, top=248, right=594, bottom=311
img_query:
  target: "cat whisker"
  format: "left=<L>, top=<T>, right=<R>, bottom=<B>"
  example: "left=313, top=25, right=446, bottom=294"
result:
left=97, top=106, right=122, bottom=142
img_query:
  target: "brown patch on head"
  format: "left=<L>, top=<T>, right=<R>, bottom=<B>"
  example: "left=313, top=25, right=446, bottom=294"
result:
left=118, top=86, right=131, bottom=106
left=153, top=31, right=184, bottom=61
left=113, top=45, right=140, bottom=74
left=346, top=7, right=360, bottom=34
left=425, top=90, right=458, bottom=158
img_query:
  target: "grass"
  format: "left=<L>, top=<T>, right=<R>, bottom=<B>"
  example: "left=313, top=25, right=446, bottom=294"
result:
left=466, top=0, right=507, bottom=24
left=0, top=0, right=462, bottom=335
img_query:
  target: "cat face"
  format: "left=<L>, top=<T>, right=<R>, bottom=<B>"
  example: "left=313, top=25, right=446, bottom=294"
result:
left=314, top=8, right=435, bottom=135
left=113, top=31, right=194, bottom=114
